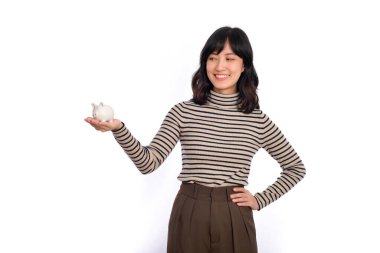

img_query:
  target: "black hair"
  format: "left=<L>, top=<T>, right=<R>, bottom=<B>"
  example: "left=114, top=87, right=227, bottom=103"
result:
left=191, top=26, right=260, bottom=113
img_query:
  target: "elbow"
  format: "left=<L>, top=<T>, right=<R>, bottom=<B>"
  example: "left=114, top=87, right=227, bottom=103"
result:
left=138, top=165, right=155, bottom=175
left=139, top=168, right=153, bottom=175
left=299, top=163, right=306, bottom=181
left=137, top=160, right=161, bottom=175
left=291, top=159, right=306, bottom=182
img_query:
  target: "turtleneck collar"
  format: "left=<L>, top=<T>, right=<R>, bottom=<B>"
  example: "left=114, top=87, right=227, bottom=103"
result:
left=207, top=89, right=241, bottom=108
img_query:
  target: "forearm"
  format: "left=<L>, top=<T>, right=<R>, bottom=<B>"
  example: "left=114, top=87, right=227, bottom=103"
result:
left=112, top=123, right=166, bottom=174
left=112, top=105, right=181, bottom=174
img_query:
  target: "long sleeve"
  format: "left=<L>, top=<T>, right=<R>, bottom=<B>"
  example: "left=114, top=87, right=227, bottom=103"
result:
left=112, top=104, right=181, bottom=174
left=254, top=112, right=306, bottom=210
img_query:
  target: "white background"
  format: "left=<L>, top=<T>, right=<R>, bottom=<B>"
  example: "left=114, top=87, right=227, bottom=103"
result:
left=1, top=0, right=379, bottom=252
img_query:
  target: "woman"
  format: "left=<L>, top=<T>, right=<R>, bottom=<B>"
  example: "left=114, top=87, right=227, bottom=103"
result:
left=85, top=26, right=306, bottom=253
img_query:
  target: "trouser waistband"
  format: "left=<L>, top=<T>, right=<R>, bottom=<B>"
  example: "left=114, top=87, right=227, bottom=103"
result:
left=179, top=182, right=243, bottom=202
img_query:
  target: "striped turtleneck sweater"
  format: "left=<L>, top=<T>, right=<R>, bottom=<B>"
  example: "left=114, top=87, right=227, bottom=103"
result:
left=112, top=90, right=306, bottom=210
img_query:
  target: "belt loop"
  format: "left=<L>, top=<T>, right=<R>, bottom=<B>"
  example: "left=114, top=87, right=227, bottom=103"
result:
left=193, top=183, right=199, bottom=198
left=226, top=186, right=232, bottom=202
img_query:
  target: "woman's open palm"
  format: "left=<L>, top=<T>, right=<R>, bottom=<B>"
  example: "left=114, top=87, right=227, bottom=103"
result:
left=84, top=117, right=122, bottom=132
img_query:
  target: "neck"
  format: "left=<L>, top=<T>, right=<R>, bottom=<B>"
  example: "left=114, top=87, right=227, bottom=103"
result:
left=212, top=87, right=237, bottom=95
left=207, top=89, right=240, bottom=108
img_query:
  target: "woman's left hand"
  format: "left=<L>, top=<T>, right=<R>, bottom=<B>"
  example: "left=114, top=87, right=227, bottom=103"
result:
left=230, top=187, right=259, bottom=210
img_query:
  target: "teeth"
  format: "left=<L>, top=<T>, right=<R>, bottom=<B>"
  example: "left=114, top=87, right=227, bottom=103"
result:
left=216, top=75, right=229, bottom=78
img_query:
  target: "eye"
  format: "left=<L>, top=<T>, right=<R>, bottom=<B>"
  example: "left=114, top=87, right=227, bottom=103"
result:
left=226, top=58, right=235, bottom=61
left=208, top=56, right=216, bottom=61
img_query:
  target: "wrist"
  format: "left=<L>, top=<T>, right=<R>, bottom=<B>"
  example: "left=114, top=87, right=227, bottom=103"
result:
left=252, top=195, right=259, bottom=210
left=112, top=121, right=124, bottom=132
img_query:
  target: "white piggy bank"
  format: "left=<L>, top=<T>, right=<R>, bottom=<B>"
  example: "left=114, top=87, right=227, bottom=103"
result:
left=92, top=102, right=114, bottom=122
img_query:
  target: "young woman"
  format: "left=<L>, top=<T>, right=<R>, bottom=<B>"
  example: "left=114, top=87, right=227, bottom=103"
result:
left=85, top=26, right=306, bottom=253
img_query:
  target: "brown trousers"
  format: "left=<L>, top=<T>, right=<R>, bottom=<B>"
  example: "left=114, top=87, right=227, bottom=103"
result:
left=167, top=182, right=258, bottom=253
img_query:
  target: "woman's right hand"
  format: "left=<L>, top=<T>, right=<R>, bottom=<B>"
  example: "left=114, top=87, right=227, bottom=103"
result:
left=84, top=117, right=123, bottom=132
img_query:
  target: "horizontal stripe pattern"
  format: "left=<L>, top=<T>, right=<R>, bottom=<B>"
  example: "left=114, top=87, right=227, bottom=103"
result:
left=112, top=90, right=306, bottom=210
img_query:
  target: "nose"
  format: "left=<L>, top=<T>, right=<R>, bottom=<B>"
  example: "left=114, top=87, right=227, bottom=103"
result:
left=215, top=59, right=226, bottom=71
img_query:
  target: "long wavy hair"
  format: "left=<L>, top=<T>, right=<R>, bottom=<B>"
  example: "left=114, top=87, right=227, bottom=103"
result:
left=191, top=26, right=260, bottom=113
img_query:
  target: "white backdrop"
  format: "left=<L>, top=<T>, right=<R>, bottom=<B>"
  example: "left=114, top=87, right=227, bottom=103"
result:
left=1, top=0, right=379, bottom=252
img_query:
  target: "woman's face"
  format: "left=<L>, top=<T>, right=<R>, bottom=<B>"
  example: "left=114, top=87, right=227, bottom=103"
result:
left=206, top=40, right=244, bottom=94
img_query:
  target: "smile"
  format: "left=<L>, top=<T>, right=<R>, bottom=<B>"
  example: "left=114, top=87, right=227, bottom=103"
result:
left=215, top=74, right=230, bottom=80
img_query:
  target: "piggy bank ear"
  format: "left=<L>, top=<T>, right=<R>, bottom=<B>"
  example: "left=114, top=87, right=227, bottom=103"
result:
left=99, top=102, right=104, bottom=107
left=91, top=103, right=96, bottom=109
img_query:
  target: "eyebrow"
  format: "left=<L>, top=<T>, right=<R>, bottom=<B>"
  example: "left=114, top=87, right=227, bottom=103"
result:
left=210, top=52, right=237, bottom=56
